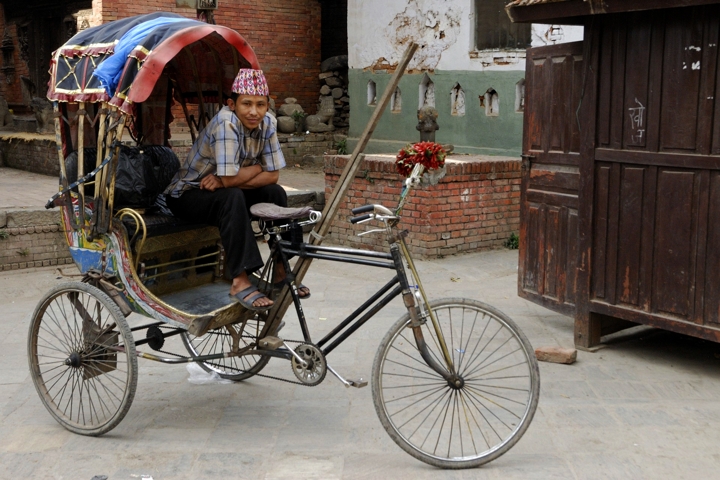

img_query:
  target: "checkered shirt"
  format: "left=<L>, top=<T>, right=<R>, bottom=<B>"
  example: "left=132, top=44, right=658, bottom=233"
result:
left=165, top=107, right=285, bottom=198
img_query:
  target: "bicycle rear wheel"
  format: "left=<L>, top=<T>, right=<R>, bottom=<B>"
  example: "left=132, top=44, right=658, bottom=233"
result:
left=372, top=298, right=539, bottom=469
left=28, top=282, right=137, bottom=436
left=181, top=316, right=270, bottom=381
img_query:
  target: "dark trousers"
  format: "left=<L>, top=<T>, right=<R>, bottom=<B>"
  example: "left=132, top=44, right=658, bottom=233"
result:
left=166, top=184, right=287, bottom=279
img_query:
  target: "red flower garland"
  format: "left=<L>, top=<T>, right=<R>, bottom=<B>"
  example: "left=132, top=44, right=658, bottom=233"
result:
left=395, top=141, right=446, bottom=177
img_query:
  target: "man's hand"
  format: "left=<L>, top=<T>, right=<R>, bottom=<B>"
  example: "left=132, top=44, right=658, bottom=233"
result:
left=218, top=164, right=279, bottom=189
left=200, top=174, right=224, bottom=191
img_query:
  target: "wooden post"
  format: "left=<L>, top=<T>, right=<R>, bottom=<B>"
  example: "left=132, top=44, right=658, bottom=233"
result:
left=264, top=42, right=419, bottom=330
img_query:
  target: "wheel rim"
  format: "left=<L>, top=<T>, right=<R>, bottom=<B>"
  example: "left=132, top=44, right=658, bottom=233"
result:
left=181, top=318, right=268, bottom=379
left=29, top=285, right=135, bottom=433
left=377, top=301, right=538, bottom=464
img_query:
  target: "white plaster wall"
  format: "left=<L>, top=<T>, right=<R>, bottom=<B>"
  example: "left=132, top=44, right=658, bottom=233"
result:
left=348, top=0, right=584, bottom=72
left=531, top=24, right=584, bottom=47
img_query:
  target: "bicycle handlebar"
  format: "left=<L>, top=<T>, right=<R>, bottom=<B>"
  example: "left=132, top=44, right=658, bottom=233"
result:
left=350, top=214, right=372, bottom=224
left=351, top=205, right=374, bottom=215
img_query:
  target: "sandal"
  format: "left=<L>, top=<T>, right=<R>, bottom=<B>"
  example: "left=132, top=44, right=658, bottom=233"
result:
left=230, top=285, right=273, bottom=312
left=274, top=281, right=311, bottom=299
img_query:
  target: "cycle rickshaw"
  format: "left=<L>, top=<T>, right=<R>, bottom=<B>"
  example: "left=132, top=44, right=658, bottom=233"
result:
left=29, top=12, right=540, bottom=469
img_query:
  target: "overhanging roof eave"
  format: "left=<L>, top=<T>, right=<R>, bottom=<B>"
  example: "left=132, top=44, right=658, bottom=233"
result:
left=506, top=0, right=720, bottom=24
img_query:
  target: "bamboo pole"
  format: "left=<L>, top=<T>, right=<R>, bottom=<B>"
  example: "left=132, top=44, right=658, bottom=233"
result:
left=264, top=42, right=418, bottom=331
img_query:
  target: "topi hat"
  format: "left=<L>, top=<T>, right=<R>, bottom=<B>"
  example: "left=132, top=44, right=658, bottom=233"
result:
left=232, top=68, right=269, bottom=96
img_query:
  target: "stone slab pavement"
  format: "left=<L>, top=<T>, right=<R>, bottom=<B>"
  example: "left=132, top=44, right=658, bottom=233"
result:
left=2, top=242, right=720, bottom=479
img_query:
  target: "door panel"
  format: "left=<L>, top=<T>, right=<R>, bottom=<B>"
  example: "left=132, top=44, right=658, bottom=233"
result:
left=519, top=41, right=583, bottom=316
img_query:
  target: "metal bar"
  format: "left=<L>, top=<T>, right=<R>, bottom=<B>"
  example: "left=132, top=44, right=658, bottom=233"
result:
left=321, top=284, right=403, bottom=356
left=278, top=241, right=394, bottom=259
left=184, top=47, right=208, bottom=131
left=281, top=250, right=396, bottom=269
left=265, top=42, right=418, bottom=331
left=142, top=261, right=219, bottom=281
left=129, top=321, right=164, bottom=332
left=316, top=276, right=400, bottom=348
left=141, top=251, right=219, bottom=271
left=398, top=236, right=455, bottom=372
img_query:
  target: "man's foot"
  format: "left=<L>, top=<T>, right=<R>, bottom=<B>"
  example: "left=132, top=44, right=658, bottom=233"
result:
left=274, top=281, right=311, bottom=299
left=273, top=261, right=310, bottom=298
left=230, top=285, right=273, bottom=311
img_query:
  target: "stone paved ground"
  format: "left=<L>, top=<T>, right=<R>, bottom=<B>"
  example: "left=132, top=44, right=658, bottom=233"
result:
left=2, top=244, right=720, bottom=479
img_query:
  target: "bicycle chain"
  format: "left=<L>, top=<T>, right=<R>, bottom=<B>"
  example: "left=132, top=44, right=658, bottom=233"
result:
left=157, top=335, right=319, bottom=387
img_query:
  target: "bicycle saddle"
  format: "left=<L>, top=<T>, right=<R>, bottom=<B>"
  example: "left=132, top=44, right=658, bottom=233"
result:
left=250, top=203, right=314, bottom=221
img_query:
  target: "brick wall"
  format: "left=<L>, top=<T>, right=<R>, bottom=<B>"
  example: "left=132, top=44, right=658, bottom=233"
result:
left=0, top=224, right=73, bottom=271
left=324, top=154, right=521, bottom=258
left=98, top=1, right=322, bottom=114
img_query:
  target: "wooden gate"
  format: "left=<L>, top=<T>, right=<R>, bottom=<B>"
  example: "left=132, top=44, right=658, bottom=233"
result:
left=518, top=41, right=583, bottom=316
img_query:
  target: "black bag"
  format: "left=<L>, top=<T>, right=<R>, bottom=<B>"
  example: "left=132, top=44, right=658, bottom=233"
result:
left=65, top=145, right=180, bottom=208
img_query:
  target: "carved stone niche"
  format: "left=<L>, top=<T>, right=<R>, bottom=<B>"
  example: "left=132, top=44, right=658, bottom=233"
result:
left=1, top=34, right=15, bottom=84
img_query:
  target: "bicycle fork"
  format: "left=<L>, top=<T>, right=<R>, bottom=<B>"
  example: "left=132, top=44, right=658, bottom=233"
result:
left=391, top=241, right=463, bottom=387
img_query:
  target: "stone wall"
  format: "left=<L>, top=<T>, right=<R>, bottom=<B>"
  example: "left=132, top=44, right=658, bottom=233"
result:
left=0, top=134, right=58, bottom=175
left=279, top=133, right=339, bottom=166
left=324, top=154, right=521, bottom=258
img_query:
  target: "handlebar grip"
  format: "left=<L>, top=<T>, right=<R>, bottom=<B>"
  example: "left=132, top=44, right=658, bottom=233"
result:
left=351, top=205, right=374, bottom=215
left=350, top=214, right=372, bottom=224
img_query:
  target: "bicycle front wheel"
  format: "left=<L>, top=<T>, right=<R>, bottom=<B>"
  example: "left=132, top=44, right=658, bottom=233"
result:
left=372, top=298, right=540, bottom=469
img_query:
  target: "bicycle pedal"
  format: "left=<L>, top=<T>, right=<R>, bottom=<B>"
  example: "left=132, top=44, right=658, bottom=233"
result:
left=258, top=336, right=283, bottom=350
left=347, top=378, right=368, bottom=388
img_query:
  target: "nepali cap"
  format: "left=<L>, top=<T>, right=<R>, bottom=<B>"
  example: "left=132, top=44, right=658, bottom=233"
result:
left=232, top=68, right=269, bottom=96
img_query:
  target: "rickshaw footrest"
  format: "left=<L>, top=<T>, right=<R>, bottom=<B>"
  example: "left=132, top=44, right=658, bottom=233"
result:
left=258, top=336, right=283, bottom=350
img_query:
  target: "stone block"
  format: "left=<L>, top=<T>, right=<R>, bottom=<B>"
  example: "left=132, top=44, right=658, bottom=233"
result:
left=324, top=77, right=344, bottom=88
left=5, top=209, right=58, bottom=227
left=535, top=346, right=577, bottom=364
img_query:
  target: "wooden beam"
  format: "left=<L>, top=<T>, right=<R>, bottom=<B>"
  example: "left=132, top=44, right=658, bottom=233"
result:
left=263, top=42, right=419, bottom=330
left=507, top=0, right=720, bottom=24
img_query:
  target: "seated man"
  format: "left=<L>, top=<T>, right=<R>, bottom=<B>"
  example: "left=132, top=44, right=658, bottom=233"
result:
left=164, top=68, right=309, bottom=311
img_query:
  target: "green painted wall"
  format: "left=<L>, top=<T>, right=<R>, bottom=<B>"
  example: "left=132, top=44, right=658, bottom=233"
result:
left=348, top=69, right=525, bottom=156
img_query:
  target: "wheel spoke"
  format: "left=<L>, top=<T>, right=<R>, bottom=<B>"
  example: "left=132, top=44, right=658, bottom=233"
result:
left=372, top=299, right=539, bottom=468
left=29, top=283, right=137, bottom=435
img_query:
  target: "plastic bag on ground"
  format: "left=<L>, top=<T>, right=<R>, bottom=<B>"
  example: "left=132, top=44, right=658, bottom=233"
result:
left=186, top=363, right=233, bottom=385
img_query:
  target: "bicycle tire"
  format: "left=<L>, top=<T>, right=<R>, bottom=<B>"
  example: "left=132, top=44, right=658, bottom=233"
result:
left=28, top=282, right=138, bottom=436
left=372, top=297, right=540, bottom=469
left=181, top=317, right=270, bottom=381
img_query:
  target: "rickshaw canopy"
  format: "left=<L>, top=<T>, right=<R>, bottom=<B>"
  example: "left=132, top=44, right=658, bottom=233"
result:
left=47, top=12, right=260, bottom=114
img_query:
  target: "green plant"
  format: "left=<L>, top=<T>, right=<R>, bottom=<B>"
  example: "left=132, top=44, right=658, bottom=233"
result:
left=290, top=110, right=306, bottom=122
left=0, top=229, right=8, bottom=240
left=362, top=169, right=375, bottom=184
left=17, top=248, right=29, bottom=256
left=504, top=232, right=519, bottom=250
left=336, top=138, right=348, bottom=155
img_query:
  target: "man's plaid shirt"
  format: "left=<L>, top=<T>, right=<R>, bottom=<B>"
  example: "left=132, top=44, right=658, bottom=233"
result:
left=165, top=106, right=285, bottom=198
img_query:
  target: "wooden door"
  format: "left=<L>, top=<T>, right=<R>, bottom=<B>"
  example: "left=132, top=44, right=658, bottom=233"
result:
left=518, top=41, right=584, bottom=316
left=586, top=8, right=720, bottom=342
